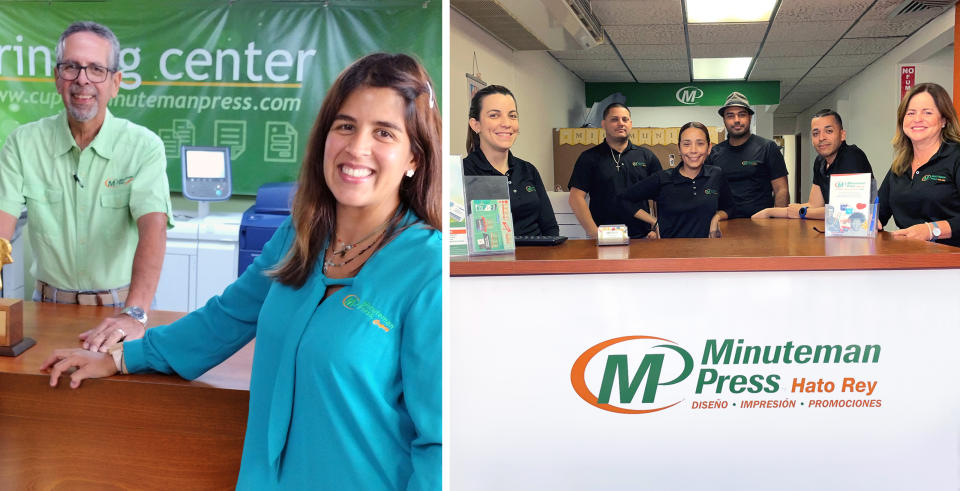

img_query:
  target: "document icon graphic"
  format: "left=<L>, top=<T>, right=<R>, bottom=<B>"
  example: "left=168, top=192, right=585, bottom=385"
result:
left=215, top=120, right=247, bottom=159
left=264, top=122, right=298, bottom=163
left=159, top=119, right=196, bottom=159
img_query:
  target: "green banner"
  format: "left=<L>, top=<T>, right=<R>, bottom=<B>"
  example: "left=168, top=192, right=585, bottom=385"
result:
left=585, top=81, right=780, bottom=108
left=0, top=0, right=441, bottom=194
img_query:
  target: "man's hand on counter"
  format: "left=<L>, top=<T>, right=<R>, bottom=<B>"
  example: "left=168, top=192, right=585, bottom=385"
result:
left=79, top=314, right=146, bottom=352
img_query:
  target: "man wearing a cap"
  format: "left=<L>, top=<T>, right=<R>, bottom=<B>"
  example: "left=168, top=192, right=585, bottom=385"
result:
left=707, top=91, right=789, bottom=218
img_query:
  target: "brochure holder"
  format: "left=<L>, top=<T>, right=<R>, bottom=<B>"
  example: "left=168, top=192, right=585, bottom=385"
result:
left=825, top=173, right=878, bottom=238
left=463, top=175, right=515, bottom=256
left=448, top=156, right=468, bottom=257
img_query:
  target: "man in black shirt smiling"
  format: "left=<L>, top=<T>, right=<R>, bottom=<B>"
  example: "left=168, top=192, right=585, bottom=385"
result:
left=753, top=109, right=873, bottom=220
left=568, top=103, right=662, bottom=238
left=707, top=92, right=789, bottom=218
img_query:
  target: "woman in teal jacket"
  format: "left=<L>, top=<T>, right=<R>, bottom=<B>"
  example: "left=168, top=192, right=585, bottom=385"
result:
left=42, top=53, right=441, bottom=490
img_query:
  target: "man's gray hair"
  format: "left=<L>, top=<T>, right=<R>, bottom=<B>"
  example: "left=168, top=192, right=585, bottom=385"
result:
left=55, top=21, right=120, bottom=71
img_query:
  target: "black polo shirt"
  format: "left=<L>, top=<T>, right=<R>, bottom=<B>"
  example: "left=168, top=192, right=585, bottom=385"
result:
left=462, top=149, right=559, bottom=236
left=618, top=164, right=734, bottom=238
left=706, top=134, right=788, bottom=218
left=812, top=142, right=873, bottom=204
left=878, top=141, right=960, bottom=247
left=567, top=140, right=662, bottom=237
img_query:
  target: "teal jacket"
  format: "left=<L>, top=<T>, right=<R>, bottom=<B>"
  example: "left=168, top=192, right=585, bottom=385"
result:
left=124, top=213, right=441, bottom=489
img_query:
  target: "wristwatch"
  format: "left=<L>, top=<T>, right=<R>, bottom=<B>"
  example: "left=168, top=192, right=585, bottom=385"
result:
left=931, top=222, right=942, bottom=241
left=798, top=206, right=808, bottom=219
left=121, top=305, right=148, bottom=326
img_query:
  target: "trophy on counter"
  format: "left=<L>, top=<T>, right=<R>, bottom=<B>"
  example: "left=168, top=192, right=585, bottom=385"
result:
left=0, top=238, right=32, bottom=356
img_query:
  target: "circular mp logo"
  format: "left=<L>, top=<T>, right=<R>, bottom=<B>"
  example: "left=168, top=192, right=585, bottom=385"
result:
left=675, top=86, right=704, bottom=105
left=342, top=294, right=360, bottom=309
left=571, top=335, right=693, bottom=414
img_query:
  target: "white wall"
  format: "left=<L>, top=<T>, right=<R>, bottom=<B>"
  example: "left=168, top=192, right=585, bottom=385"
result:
left=451, top=9, right=586, bottom=187
left=794, top=8, right=955, bottom=205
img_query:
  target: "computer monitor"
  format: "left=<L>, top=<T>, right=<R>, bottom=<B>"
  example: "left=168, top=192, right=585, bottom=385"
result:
left=181, top=146, right=232, bottom=201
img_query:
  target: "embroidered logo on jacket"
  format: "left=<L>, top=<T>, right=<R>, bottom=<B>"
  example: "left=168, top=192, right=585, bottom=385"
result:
left=525, top=185, right=536, bottom=192
left=342, top=294, right=394, bottom=332
left=104, top=175, right=134, bottom=188
left=704, top=188, right=719, bottom=195
left=921, top=174, right=948, bottom=183
left=741, top=160, right=759, bottom=166
left=632, top=161, right=645, bottom=167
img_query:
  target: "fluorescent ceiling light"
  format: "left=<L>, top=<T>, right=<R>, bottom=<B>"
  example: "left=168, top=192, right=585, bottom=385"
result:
left=686, top=0, right=776, bottom=23
left=692, top=57, right=752, bottom=80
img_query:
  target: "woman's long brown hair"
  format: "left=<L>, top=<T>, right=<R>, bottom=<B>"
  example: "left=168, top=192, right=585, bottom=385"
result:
left=271, top=53, right=441, bottom=287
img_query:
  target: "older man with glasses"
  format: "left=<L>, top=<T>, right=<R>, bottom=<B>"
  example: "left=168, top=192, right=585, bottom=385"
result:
left=0, top=21, right=172, bottom=352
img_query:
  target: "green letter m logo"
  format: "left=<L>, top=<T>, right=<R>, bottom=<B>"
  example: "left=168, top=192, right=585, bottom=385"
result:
left=596, top=345, right=693, bottom=404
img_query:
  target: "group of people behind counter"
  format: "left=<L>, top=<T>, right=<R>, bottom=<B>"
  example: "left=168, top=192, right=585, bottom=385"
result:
left=463, top=83, right=960, bottom=247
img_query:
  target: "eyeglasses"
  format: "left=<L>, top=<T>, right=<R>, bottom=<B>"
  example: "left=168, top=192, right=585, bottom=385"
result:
left=56, top=63, right=114, bottom=83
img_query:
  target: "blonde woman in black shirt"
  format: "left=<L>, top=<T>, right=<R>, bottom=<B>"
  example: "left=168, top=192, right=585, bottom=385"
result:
left=878, top=82, right=960, bottom=247
left=462, top=85, right=559, bottom=236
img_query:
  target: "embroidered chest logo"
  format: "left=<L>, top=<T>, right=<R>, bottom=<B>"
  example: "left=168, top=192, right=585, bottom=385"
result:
left=741, top=160, right=759, bottom=166
left=921, top=174, right=948, bottom=183
left=342, top=294, right=395, bottom=332
left=525, top=185, right=536, bottom=192
left=104, top=175, right=134, bottom=188
left=632, top=161, right=645, bottom=167
left=704, top=188, right=718, bottom=195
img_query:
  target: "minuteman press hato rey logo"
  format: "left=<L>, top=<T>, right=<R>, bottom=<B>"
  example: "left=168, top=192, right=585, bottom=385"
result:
left=572, top=335, right=884, bottom=414
left=675, top=86, right=704, bottom=105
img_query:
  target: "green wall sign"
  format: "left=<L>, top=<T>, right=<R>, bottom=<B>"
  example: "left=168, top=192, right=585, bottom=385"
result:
left=585, top=81, right=781, bottom=108
left=0, top=0, right=441, bottom=194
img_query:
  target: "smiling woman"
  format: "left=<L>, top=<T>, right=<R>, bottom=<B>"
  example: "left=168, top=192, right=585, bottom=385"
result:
left=41, top=52, right=442, bottom=489
left=462, top=84, right=559, bottom=236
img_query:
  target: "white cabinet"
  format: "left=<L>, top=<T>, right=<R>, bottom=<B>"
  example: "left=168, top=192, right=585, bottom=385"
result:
left=156, top=213, right=240, bottom=312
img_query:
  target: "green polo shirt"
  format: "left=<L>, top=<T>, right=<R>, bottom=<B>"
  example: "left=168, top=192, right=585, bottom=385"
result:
left=0, top=109, right=173, bottom=291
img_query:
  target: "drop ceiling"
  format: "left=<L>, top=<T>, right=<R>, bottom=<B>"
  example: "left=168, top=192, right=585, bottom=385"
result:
left=479, top=0, right=953, bottom=120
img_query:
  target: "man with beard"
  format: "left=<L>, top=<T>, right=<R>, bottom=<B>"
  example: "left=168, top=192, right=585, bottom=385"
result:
left=0, top=22, right=172, bottom=351
left=752, top=109, right=873, bottom=220
left=707, top=92, right=789, bottom=218
left=568, top=103, right=662, bottom=238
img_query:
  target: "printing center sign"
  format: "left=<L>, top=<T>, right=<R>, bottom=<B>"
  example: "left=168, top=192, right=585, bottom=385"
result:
left=572, top=335, right=882, bottom=413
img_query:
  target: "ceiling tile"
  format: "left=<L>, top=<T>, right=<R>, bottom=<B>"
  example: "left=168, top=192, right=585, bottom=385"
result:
left=616, top=43, right=688, bottom=59
left=845, top=17, right=931, bottom=38
left=753, top=56, right=821, bottom=70
left=687, top=23, right=767, bottom=45
left=807, top=65, right=863, bottom=78
left=690, top=42, right=758, bottom=58
left=559, top=58, right=628, bottom=72
left=792, top=79, right=840, bottom=91
left=551, top=44, right=618, bottom=60
left=632, top=71, right=690, bottom=82
left=817, top=53, right=881, bottom=68
left=573, top=70, right=635, bottom=83
left=750, top=67, right=809, bottom=79
left=829, top=37, right=906, bottom=55
left=625, top=59, right=689, bottom=72
left=774, top=0, right=873, bottom=21
left=605, top=25, right=684, bottom=44
left=766, top=20, right=850, bottom=42
left=591, top=0, right=682, bottom=25
left=760, top=40, right=834, bottom=58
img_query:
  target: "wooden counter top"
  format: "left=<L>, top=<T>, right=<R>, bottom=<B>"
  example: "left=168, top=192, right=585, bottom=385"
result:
left=0, top=302, right=251, bottom=489
left=451, top=218, right=960, bottom=276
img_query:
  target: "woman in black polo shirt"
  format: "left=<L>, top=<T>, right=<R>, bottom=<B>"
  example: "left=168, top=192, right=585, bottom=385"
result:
left=619, top=121, right=733, bottom=238
left=878, top=82, right=960, bottom=247
left=462, top=85, right=559, bottom=236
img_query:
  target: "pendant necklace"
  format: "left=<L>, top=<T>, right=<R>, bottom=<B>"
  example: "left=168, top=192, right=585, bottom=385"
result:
left=323, top=229, right=386, bottom=273
left=331, top=216, right=391, bottom=257
left=610, top=148, right=624, bottom=172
